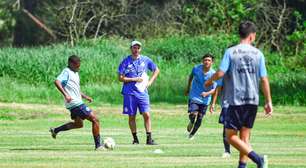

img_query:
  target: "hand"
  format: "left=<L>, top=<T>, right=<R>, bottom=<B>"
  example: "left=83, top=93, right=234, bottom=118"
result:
left=264, top=102, right=273, bottom=116
left=201, top=92, right=209, bottom=97
left=209, top=104, right=215, bottom=114
left=146, top=81, right=152, bottom=89
left=184, top=89, right=189, bottom=96
left=65, top=95, right=72, bottom=103
left=135, top=77, right=143, bottom=82
left=86, top=96, right=93, bottom=103
left=205, top=79, right=213, bottom=88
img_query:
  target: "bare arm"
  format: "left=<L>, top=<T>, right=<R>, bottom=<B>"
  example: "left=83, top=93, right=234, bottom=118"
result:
left=81, top=93, right=93, bottom=103
left=209, top=86, right=221, bottom=113
left=147, top=67, right=160, bottom=88
left=261, top=77, right=273, bottom=115
left=54, top=80, right=72, bottom=103
left=205, top=70, right=225, bottom=87
left=118, top=74, right=143, bottom=83
left=184, top=74, right=194, bottom=96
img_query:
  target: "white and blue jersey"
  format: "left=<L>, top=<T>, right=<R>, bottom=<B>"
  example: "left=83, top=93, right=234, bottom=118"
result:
left=56, top=67, right=83, bottom=109
left=118, top=55, right=157, bottom=98
left=219, top=43, right=267, bottom=105
left=189, top=65, right=217, bottom=105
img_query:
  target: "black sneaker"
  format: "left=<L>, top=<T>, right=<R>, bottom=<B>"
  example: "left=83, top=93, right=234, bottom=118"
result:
left=132, top=139, right=139, bottom=144
left=146, top=139, right=157, bottom=145
left=49, top=128, right=57, bottom=139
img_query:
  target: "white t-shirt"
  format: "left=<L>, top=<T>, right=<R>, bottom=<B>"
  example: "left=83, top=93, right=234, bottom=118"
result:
left=56, top=67, right=83, bottom=109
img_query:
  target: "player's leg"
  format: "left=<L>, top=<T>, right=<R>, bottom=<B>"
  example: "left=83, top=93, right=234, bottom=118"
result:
left=50, top=116, right=83, bottom=139
left=238, top=127, right=251, bottom=166
left=187, top=100, right=197, bottom=132
left=123, top=94, right=139, bottom=144
left=222, top=126, right=231, bottom=157
left=86, top=112, right=102, bottom=149
left=189, top=104, right=207, bottom=138
left=129, top=115, right=139, bottom=144
left=138, top=95, right=156, bottom=145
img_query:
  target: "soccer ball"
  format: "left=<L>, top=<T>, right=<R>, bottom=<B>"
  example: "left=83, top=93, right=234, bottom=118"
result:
left=103, top=137, right=115, bottom=150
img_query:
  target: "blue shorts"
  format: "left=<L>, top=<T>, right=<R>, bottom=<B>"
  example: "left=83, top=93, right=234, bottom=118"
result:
left=224, top=105, right=258, bottom=130
left=218, top=107, right=228, bottom=124
left=123, top=94, right=150, bottom=116
left=188, top=100, right=208, bottom=115
left=69, top=104, right=92, bottom=120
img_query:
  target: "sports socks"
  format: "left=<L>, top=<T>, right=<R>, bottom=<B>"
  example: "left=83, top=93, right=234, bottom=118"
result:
left=54, top=123, right=73, bottom=133
left=94, top=135, right=101, bottom=149
left=189, top=113, right=196, bottom=124
left=248, top=151, right=263, bottom=167
left=223, top=127, right=231, bottom=153
left=238, top=161, right=247, bottom=168
left=146, top=132, right=152, bottom=142
left=190, top=113, right=204, bottom=136
left=132, top=132, right=139, bottom=143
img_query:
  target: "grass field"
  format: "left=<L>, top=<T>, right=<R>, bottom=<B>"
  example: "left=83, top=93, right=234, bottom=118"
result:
left=0, top=102, right=305, bottom=168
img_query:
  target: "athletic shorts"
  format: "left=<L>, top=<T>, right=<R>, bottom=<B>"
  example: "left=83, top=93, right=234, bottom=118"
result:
left=224, top=104, right=258, bottom=130
left=188, top=100, right=208, bottom=115
left=69, top=104, right=92, bottom=120
left=218, top=107, right=228, bottom=124
left=123, top=94, right=150, bottom=116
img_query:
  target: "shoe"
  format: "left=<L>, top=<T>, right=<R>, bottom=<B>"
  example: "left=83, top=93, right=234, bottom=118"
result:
left=132, top=140, right=139, bottom=144
left=259, top=155, right=268, bottom=168
left=222, top=152, right=231, bottom=158
left=49, top=128, right=57, bottom=139
left=95, top=145, right=105, bottom=151
left=187, top=122, right=194, bottom=132
left=146, top=139, right=158, bottom=145
left=188, top=134, right=194, bottom=140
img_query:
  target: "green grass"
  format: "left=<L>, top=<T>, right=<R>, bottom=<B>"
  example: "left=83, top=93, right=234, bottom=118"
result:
left=0, top=103, right=305, bottom=168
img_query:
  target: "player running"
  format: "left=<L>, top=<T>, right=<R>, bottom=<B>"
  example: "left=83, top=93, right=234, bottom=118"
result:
left=185, top=53, right=217, bottom=140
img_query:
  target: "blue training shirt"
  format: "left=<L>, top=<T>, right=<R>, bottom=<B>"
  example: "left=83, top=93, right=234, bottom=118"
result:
left=189, top=64, right=217, bottom=105
left=118, top=55, right=157, bottom=97
left=218, top=43, right=268, bottom=105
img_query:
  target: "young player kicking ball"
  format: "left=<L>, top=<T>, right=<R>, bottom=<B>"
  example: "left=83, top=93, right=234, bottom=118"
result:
left=185, top=54, right=217, bottom=139
left=205, top=21, right=272, bottom=168
left=50, top=55, right=104, bottom=150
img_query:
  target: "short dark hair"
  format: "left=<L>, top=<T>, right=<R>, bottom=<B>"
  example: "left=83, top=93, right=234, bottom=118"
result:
left=202, top=53, right=214, bottom=61
left=68, top=55, right=80, bottom=64
left=239, top=21, right=256, bottom=39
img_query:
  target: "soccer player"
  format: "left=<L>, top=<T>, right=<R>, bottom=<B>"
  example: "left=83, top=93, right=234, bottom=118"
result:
left=205, top=21, right=273, bottom=168
left=50, top=55, right=104, bottom=150
left=210, top=79, right=231, bottom=158
left=118, top=40, right=160, bottom=145
left=184, top=53, right=217, bottom=140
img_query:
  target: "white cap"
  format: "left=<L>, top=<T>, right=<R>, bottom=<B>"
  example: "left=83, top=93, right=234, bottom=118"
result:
left=131, top=40, right=142, bottom=47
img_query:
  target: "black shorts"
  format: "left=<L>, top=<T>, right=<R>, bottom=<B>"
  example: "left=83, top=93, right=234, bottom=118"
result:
left=218, top=107, right=229, bottom=124
left=188, top=100, right=208, bottom=115
left=69, top=104, right=92, bottom=120
left=224, top=104, right=258, bottom=130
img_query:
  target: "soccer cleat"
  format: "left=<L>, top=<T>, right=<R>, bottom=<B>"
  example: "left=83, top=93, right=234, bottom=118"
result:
left=188, top=134, right=195, bottom=140
left=49, top=128, right=57, bottom=139
left=146, top=139, right=157, bottom=145
left=132, top=139, right=139, bottom=144
left=187, top=121, right=194, bottom=132
left=95, top=145, right=105, bottom=151
left=222, top=152, right=231, bottom=158
left=260, top=155, right=268, bottom=168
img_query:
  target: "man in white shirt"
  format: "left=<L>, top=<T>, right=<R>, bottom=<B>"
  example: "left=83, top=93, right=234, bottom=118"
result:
left=50, top=55, right=104, bottom=150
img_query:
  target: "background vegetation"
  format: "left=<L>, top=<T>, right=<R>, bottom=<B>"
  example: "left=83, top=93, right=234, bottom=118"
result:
left=0, top=0, right=305, bottom=105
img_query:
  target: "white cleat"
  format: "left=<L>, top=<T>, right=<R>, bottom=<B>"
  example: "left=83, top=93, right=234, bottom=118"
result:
left=222, top=152, right=231, bottom=158
left=95, top=145, right=105, bottom=151
left=262, top=155, right=268, bottom=168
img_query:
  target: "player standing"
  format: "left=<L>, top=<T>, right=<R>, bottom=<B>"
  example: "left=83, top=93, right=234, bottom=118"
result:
left=118, top=40, right=160, bottom=145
